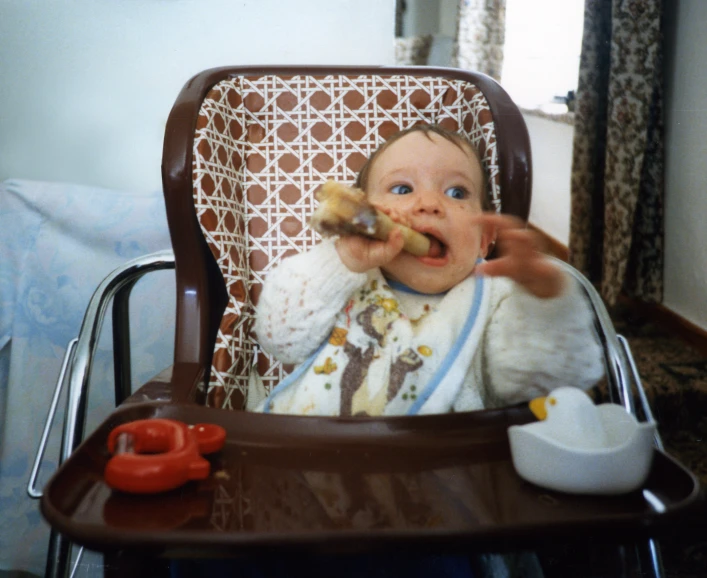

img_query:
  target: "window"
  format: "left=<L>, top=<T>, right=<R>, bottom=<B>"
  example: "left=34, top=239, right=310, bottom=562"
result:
left=501, top=0, right=585, bottom=113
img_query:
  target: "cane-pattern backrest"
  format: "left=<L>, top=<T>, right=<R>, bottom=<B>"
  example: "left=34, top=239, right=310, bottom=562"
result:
left=193, top=74, right=501, bottom=409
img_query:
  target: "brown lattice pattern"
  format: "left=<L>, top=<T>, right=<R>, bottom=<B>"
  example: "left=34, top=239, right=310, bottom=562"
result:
left=193, top=74, right=501, bottom=410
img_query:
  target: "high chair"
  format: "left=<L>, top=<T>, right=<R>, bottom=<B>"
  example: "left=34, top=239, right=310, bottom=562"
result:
left=34, top=66, right=702, bottom=577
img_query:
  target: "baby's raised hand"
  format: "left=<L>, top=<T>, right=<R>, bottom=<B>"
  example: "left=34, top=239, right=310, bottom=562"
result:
left=473, top=213, right=565, bottom=299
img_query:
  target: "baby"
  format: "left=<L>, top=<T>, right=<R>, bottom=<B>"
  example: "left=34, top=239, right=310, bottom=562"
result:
left=253, top=124, right=604, bottom=416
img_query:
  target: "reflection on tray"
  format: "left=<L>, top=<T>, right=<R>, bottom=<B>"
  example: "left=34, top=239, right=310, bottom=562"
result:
left=100, top=457, right=651, bottom=535
left=41, top=402, right=702, bottom=553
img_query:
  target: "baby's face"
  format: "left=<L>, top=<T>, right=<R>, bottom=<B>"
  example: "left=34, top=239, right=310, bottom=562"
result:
left=366, top=131, right=491, bottom=294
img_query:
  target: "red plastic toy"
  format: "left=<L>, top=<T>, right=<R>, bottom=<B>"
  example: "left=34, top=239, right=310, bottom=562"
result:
left=105, top=418, right=226, bottom=494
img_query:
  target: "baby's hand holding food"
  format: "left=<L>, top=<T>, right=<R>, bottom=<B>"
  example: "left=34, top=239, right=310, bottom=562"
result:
left=335, top=228, right=405, bottom=273
left=310, top=181, right=430, bottom=259
left=473, top=213, right=565, bottom=299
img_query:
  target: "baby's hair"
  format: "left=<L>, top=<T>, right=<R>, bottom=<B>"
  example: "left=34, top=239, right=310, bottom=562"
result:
left=354, top=123, right=490, bottom=211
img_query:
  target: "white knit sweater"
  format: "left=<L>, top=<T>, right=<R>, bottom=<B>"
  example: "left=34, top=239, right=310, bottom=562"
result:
left=254, top=239, right=604, bottom=413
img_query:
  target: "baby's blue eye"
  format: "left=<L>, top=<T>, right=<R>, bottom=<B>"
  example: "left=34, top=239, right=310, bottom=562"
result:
left=445, top=186, right=467, bottom=200
left=390, top=184, right=413, bottom=195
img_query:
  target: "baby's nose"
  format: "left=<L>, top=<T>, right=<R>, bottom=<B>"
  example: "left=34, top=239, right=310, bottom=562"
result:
left=413, top=188, right=444, bottom=215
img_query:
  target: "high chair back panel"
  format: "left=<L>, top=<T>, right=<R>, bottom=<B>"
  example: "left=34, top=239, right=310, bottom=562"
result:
left=164, top=67, right=531, bottom=410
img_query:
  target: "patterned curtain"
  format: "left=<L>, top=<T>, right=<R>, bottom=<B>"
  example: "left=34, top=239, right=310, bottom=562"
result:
left=394, top=35, right=434, bottom=65
left=453, top=0, right=507, bottom=81
left=570, top=0, right=665, bottom=305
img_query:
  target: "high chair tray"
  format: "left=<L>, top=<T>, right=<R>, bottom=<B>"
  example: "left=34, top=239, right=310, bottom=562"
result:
left=41, top=401, right=702, bottom=557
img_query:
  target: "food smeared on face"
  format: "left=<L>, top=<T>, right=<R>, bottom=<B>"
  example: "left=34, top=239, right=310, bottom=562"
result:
left=364, top=131, right=492, bottom=294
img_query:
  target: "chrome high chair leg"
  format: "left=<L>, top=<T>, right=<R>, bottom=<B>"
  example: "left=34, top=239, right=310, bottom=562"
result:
left=27, top=250, right=176, bottom=578
left=44, top=533, right=84, bottom=578
left=553, top=259, right=666, bottom=578
left=618, top=334, right=666, bottom=578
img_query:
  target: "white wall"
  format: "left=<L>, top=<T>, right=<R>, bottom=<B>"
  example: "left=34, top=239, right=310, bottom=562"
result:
left=439, top=0, right=458, bottom=37
left=402, top=0, right=456, bottom=37
left=402, top=0, right=440, bottom=36
left=524, top=115, right=574, bottom=245
left=663, top=0, right=707, bottom=330
left=502, top=0, right=584, bottom=110
left=0, top=0, right=395, bottom=192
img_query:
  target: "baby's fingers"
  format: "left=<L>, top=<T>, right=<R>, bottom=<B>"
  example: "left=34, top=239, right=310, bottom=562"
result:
left=483, top=254, right=565, bottom=297
left=478, top=254, right=564, bottom=298
left=494, top=228, right=543, bottom=260
left=475, top=255, right=529, bottom=283
left=372, top=228, right=406, bottom=264
left=471, top=212, right=526, bottom=235
left=475, top=222, right=565, bottom=298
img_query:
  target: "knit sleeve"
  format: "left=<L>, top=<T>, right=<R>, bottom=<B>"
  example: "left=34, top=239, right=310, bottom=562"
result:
left=483, top=275, right=605, bottom=406
left=253, top=238, right=368, bottom=364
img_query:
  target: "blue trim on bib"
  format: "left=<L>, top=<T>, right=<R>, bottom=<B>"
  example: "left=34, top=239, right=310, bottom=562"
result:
left=406, top=274, right=485, bottom=415
left=262, top=340, right=328, bottom=414
left=386, top=278, right=448, bottom=297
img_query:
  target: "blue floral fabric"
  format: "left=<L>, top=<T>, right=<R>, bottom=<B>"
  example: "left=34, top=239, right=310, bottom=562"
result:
left=0, top=179, right=174, bottom=576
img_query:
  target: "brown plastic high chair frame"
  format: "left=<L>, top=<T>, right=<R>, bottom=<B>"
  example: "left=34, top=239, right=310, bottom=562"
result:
left=33, top=66, right=702, bottom=578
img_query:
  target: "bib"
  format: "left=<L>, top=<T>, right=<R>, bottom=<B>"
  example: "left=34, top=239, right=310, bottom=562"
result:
left=259, top=271, right=489, bottom=416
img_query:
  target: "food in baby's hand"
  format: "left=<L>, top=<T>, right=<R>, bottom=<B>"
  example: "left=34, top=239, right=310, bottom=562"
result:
left=310, top=180, right=431, bottom=256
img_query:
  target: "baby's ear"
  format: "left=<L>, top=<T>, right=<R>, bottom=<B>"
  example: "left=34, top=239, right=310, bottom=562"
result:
left=479, top=215, right=496, bottom=258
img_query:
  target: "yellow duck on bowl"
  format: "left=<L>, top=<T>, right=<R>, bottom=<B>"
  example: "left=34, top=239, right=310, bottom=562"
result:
left=508, top=387, right=657, bottom=495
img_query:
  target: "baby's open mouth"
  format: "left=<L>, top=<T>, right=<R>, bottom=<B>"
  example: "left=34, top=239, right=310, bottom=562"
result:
left=424, top=233, right=447, bottom=258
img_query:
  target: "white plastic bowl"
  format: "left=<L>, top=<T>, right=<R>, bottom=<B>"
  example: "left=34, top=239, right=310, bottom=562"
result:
left=508, top=404, right=657, bottom=495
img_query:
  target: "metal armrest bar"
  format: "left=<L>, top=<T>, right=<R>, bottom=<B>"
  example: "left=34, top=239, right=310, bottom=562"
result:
left=617, top=334, right=664, bottom=449
left=550, top=258, right=635, bottom=415
left=27, top=339, right=78, bottom=499
left=31, top=250, right=175, bottom=578
left=550, top=262, right=665, bottom=578
left=27, top=250, right=176, bottom=500
left=60, top=249, right=176, bottom=465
